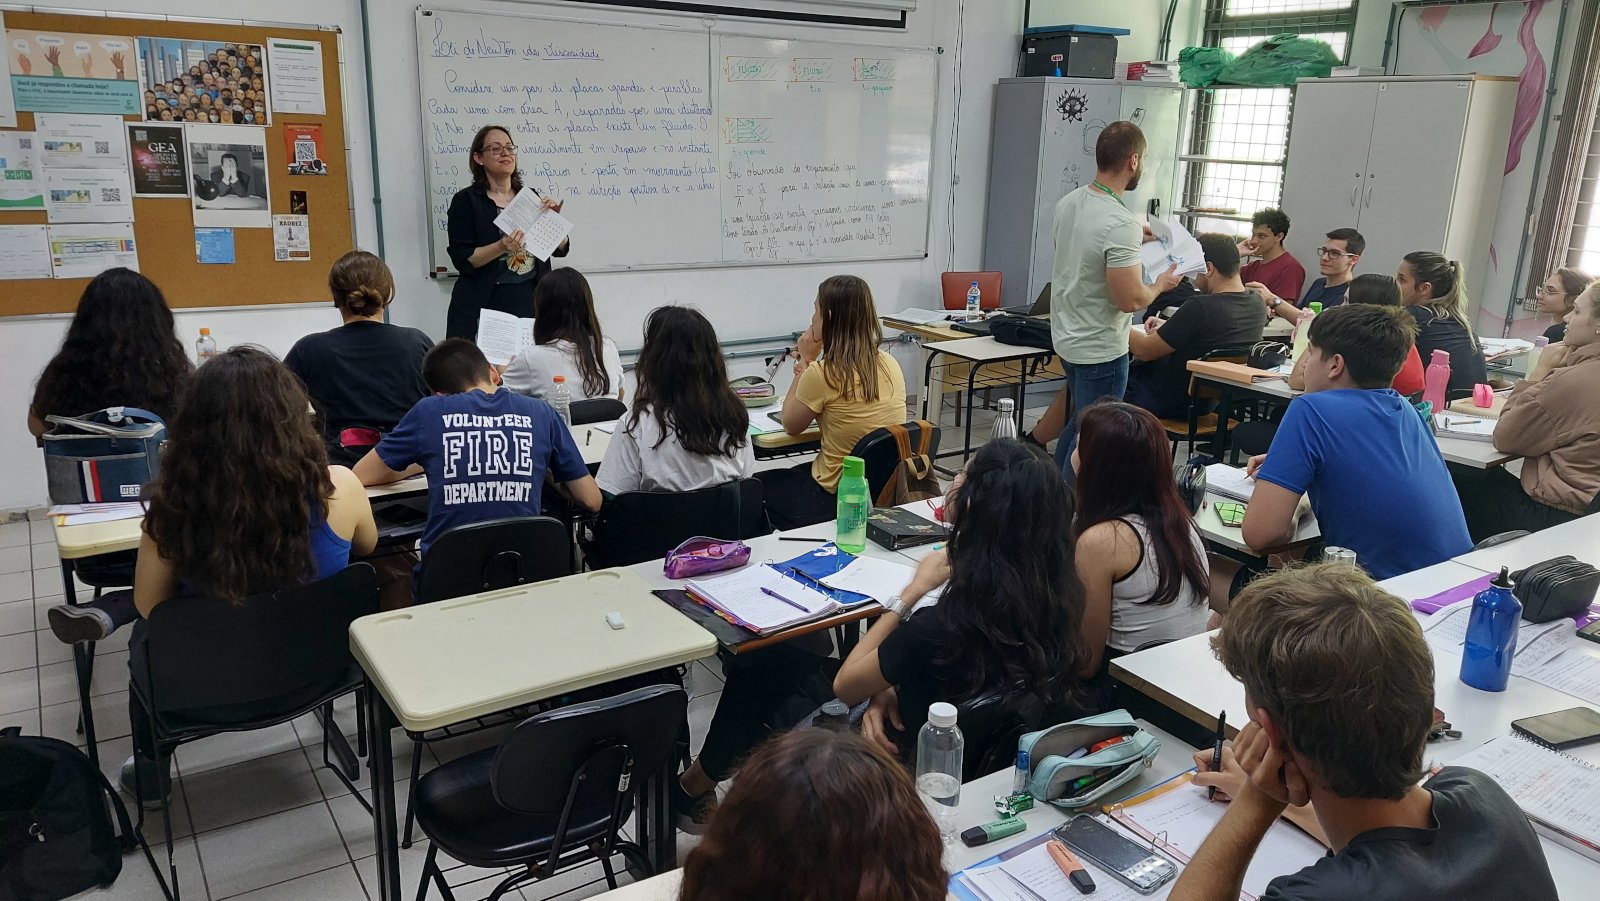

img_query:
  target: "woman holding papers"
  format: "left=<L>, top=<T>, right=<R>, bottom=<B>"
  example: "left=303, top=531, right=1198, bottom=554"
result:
left=444, top=125, right=570, bottom=339
left=1461, top=282, right=1600, bottom=539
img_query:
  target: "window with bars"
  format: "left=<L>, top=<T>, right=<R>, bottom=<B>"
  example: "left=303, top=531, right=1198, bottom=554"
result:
left=1180, top=0, right=1358, bottom=237
left=1568, top=115, right=1600, bottom=274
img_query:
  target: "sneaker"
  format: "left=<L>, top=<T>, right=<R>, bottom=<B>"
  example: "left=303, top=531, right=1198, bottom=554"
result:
left=46, top=604, right=114, bottom=645
left=670, top=780, right=717, bottom=835
left=119, top=756, right=169, bottom=812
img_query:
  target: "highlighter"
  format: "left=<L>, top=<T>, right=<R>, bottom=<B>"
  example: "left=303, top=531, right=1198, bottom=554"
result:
left=960, top=815, right=1026, bottom=847
left=1047, top=840, right=1096, bottom=894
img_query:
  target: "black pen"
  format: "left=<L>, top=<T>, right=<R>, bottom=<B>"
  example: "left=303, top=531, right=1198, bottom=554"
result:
left=778, top=535, right=829, bottom=542
left=1208, top=711, right=1227, bottom=800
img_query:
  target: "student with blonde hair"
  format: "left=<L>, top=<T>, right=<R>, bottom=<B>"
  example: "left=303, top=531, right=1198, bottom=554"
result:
left=285, top=250, right=432, bottom=465
left=760, top=275, right=907, bottom=528
left=1395, top=251, right=1486, bottom=395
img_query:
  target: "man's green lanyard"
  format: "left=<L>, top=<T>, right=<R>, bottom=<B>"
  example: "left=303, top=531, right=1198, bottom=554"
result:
left=1091, top=181, right=1125, bottom=207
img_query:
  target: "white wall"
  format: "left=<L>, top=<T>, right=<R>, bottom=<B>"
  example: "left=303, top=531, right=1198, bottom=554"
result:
left=0, top=0, right=1036, bottom=511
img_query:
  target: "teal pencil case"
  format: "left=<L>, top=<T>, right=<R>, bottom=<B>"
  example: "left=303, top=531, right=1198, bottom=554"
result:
left=1019, top=709, right=1160, bottom=810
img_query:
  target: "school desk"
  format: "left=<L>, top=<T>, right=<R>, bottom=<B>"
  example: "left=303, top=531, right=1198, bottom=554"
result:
left=1453, top=513, right=1600, bottom=573
left=921, top=336, right=1062, bottom=467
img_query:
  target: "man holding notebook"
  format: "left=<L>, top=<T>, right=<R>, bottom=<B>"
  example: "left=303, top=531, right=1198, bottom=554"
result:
left=1172, top=564, right=1557, bottom=900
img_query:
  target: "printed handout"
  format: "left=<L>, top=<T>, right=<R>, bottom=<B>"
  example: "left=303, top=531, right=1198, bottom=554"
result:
left=34, top=113, right=129, bottom=169
left=7, top=28, right=140, bottom=115
left=0, top=13, right=16, bottom=126
left=492, top=187, right=572, bottom=260
left=282, top=123, right=326, bottom=175
left=44, top=168, right=134, bottom=223
left=273, top=214, right=311, bottom=261
left=0, top=132, right=42, bottom=209
left=137, top=37, right=269, bottom=125
left=47, top=222, right=138, bottom=279
left=186, top=122, right=270, bottom=228
left=127, top=124, right=188, bottom=197
left=195, top=227, right=235, bottom=264
left=0, top=225, right=51, bottom=279
left=266, top=38, right=326, bottom=115
left=476, top=309, right=534, bottom=367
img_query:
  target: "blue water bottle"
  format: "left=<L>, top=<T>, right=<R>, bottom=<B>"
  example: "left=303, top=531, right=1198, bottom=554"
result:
left=1460, top=567, right=1520, bottom=692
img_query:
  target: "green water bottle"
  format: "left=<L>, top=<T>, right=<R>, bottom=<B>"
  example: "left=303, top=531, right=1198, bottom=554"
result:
left=836, top=455, right=869, bottom=553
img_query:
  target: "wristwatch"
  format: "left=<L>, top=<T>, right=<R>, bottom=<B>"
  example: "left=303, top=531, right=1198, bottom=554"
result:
left=886, top=595, right=911, bottom=618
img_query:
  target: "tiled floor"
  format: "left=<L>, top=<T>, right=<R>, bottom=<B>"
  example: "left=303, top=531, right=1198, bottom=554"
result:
left=0, top=518, right=725, bottom=901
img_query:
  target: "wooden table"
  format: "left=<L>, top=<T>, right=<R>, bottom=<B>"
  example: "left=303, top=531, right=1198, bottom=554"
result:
left=1108, top=559, right=1600, bottom=897
left=350, top=568, right=718, bottom=901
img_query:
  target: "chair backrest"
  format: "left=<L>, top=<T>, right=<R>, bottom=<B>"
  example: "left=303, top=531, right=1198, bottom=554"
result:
left=415, top=516, right=574, bottom=604
left=491, top=684, right=687, bottom=815
left=848, top=420, right=941, bottom=502
left=954, top=688, right=1044, bottom=782
left=570, top=397, right=627, bottom=426
left=138, top=563, right=379, bottom=714
left=941, top=271, right=1003, bottom=310
left=1189, top=344, right=1257, bottom=400
left=595, top=478, right=769, bottom=568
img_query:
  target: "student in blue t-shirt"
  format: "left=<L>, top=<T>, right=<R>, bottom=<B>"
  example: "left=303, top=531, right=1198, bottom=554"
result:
left=354, top=338, right=601, bottom=555
left=1239, top=304, right=1471, bottom=580
left=1258, top=228, right=1364, bottom=322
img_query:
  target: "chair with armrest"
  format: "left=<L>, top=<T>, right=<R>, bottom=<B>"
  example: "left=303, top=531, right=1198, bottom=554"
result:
left=569, top=397, right=627, bottom=426
left=129, top=563, right=380, bottom=900
left=1157, top=345, right=1258, bottom=458
left=585, top=477, right=769, bottom=569
left=941, top=271, right=1003, bottom=311
left=412, top=684, right=687, bottom=901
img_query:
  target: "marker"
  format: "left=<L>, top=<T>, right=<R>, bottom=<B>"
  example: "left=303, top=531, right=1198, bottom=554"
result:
left=1208, top=710, right=1227, bottom=800
left=1087, top=735, right=1130, bottom=754
left=759, top=586, right=809, bottom=613
left=1047, top=840, right=1097, bottom=894
left=961, top=815, right=1026, bottom=848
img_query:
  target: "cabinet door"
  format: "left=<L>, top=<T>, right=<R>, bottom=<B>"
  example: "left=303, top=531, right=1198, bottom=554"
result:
left=1121, top=85, right=1184, bottom=221
left=1356, top=80, right=1471, bottom=284
left=1031, top=81, right=1121, bottom=300
left=1280, top=82, right=1377, bottom=273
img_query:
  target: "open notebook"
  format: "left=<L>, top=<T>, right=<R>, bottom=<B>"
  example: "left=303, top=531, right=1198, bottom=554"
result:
left=684, top=563, right=880, bottom=635
left=1433, top=413, right=1497, bottom=442
left=1448, top=734, right=1600, bottom=862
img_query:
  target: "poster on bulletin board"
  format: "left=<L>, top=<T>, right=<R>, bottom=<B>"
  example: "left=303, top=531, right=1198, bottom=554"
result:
left=6, top=27, right=140, bottom=115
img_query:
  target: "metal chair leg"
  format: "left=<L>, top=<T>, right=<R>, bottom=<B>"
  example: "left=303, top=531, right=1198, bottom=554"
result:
left=401, top=739, right=424, bottom=848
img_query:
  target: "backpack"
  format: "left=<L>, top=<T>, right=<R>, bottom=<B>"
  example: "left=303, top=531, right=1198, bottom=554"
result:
left=874, top=422, right=942, bottom=507
left=40, top=407, right=167, bottom=504
left=988, top=314, right=1053, bottom=350
left=0, top=728, right=145, bottom=900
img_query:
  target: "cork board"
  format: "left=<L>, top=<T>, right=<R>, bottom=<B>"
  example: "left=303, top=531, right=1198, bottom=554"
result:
left=0, top=11, right=351, bottom=315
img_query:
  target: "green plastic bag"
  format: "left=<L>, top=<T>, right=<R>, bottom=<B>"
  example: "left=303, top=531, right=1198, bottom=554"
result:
left=1178, top=46, right=1234, bottom=89
left=1219, top=34, right=1339, bottom=86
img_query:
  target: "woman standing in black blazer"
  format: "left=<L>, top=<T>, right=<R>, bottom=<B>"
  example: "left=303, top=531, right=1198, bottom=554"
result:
left=445, top=125, right=570, bottom=339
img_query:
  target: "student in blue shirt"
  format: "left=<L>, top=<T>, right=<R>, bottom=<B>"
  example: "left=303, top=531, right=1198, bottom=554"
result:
left=1257, top=228, right=1364, bottom=322
left=354, top=338, right=600, bottom=555
left=1240, top=304, right=1471, bottom=580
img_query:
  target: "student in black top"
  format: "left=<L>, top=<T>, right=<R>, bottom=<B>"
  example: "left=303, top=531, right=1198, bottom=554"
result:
left=1175, top=564, right=1556, bottom=901
left=29, top=268, right=193, bottom=438
left=285, top=251, right=433, bottom=466
left=1535, top=266, right=1593, bottom=344
left=1396, top=250, right=1487, bottom=394
left=1258, top=228, right=1363, bottom=321
left=444, top=125, right=570, bottom=339
left=1126, top=233, right=1266, bottom=419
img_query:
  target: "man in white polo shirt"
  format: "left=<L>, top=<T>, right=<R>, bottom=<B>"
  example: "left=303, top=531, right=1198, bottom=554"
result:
left=1051, top=120, right=1180, bottom=481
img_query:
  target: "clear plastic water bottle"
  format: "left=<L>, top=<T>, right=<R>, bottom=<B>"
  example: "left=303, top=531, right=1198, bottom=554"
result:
left=815, top=700, right=851, bottom=731
left=916, top=702, right=964, bottom=843
left=991, top=398, right=1018, bottom=441
left=835, top=455, right=869, bottom=554
left=965, top=280, right=982, bottom=321
left=195, top=328, right=218, bottom=364
left=1289, top=302, right=1320, bottom=362
left=551, top=375, right=572, bottom=426
left=1526, top=336, right=1548, bottom=378
left=1461, top=566, right=1520, bottom=692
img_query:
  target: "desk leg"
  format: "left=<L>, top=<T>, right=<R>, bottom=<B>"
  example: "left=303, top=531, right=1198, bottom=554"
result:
left=1214, top=385, right=1235, bottom=462
left=921, top=347, right=938, bottom=423
left=58, top=559, right=101, bottom=770
left=365, top=688, right=401, bottom=901
left=963, top=363, right=980, bottom=461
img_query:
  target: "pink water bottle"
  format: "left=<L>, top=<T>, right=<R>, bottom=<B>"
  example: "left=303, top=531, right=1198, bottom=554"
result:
left=1422, top=349, right=1451, bottom=411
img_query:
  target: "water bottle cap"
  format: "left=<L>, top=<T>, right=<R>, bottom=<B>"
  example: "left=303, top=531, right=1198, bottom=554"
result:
left=821, top=700, right=850, bottom=717
left=1308, top=302, right=1322, bottom=314
left=1534, top=336, right=1550, bottom=348
left=928, top=702, right=958, bottom=727
left=199, top=328, right=211, bottom=335
left=1493, top=565, right=1514, bottom=589
left=553, top=375, right=566, bottom=383
left=970, top=281, right=979, bottom=287
left=842, top=455, right=865, bottom=477
left=1431, top=349, right=1451, bottom=364
left=997, top=398, right=1014, bottom=411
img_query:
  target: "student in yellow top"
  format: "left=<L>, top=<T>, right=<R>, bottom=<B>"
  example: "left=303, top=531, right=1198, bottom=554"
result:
left=760, top=275, right=907, bottom=528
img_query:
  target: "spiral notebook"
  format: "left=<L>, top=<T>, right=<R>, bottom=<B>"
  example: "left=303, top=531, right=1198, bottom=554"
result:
left=1448, top=734, right=1600, bottom=862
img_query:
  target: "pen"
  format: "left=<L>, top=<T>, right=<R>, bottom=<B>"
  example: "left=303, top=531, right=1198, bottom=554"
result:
left=585, top=430, right=591, bottom=446
left=1047, top=840, right=1097, bottom=895
left=777, top=535, right=830, bottom=542
left=1001, top=870, right=1049, bottom=901
left=760, top=586, right=809, bottom=613
left=1208, top=710, right=1227, bottom=800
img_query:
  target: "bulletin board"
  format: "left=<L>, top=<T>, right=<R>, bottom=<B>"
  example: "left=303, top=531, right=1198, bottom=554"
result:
left=0, top=10, right=351, bottom=316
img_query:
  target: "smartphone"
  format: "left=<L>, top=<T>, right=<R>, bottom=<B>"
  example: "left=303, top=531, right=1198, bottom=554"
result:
left=1054, top=815, right=1177, bottom=895
left=1214, top=502, right=1247, bottom=527
left=1512, top=707, right=1600, bottom=750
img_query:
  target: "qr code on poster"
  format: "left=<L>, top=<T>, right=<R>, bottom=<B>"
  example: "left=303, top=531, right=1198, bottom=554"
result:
left=100, top=188, right=121, bottom=203
left=276, top=247, right=288, bottom=261
left=294, top=140, right=317, bottom=163
left=94, top=142, right=110, bottom=155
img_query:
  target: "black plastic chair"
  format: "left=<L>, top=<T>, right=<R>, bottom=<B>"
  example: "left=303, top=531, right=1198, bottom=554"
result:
left=1473, top=530, right=1532, bottom=550
left=413, top=684, right=687, bottom=901
left=63, top=550, right=138, bottom=768
left=415, top=516, right=574, bottom=604
left=953, top=689, right=1049, bottom=782
left=848, top=420, right=941, bottom=503
left=585, top=477, right=770, bottom=569
left=569, top=397, right=627, bottom=426
left=1158, top=344, right=1258, bottom=458
left=129, top=564, right=379, bottom=900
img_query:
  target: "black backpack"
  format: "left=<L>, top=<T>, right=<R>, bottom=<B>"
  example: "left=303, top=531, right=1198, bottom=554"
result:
left=988, top=313, right=1052, bottom=350
left=0, top=728, right=146, bottom=900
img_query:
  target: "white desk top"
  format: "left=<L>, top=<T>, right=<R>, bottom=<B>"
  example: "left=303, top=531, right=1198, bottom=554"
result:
left=574, top=422, right=611, bottom=466
left=1453, top=514, right=1600, bottom=572
left=1196, top=491, right=1320, bottom=555
left=1110, top=559, right=1600, bottom=896
left=1434, top=435, right=1516, bottom=470
left=598, top=718, right=1202, bottom=900
left=349, top=568, right=717, bottom=733
left=923, top=335, right=1055, bottom=364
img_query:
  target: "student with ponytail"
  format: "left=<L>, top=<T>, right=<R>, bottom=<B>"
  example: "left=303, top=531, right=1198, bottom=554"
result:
left=1395, top=251, right=1487, bottom=394
left=286, top=250, right=434, bottom=466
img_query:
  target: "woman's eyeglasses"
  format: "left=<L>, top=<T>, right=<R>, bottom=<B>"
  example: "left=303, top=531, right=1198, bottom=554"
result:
left=479, top=143, right=517, bottom=156
left=1535, top=285, right=1565, bottom=297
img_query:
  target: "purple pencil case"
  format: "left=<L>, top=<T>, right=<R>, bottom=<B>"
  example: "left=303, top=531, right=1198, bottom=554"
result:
left=663, top=537, right=750, bottom=580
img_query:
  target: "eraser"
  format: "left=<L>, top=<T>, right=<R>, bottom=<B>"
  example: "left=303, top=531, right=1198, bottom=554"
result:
left=605, top=611, right=625, bottom=630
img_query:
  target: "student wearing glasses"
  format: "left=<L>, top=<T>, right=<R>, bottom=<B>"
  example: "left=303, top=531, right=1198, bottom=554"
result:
left=1253, top=228, right=1364, bottom=321
left=1534, top=267, right=1593, bottom=344
left=444, top=125, right=571, bottom=339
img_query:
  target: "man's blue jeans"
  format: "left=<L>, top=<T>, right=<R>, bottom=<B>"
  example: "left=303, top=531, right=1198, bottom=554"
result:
left=1055, top=356, right=1130, bottom=483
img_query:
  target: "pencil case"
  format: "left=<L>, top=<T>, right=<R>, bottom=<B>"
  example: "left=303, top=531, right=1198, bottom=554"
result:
left=663, top=537, right=750, bottom=580
left=1019, top=710, right=1160, bottom=810
left=1511, top=556, right=1600, bottom=624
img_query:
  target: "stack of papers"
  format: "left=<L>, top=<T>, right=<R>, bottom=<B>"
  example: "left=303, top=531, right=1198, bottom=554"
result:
left=1481, top=338, right=1533, bottom=360
left=884, top=308, right=958, bottom=326
left=746, top=402, right=786, bottom=435
left=1450, top=735, right=1600, bottom=862
left=48, top=502, right=144, bottom=526
left=1205, top=464, right=1256, bottom=502
left=818, top=555, right=917, bottom=604
left=1141, top=218, right=1207, bottom=286
left=1419, top=599, right=1578, bottom=673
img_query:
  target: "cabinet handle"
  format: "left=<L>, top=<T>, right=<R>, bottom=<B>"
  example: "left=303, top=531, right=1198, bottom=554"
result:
left=1364, top=184, right=1374, bottom=208
left=1350, top=183, right=1359, bottom=207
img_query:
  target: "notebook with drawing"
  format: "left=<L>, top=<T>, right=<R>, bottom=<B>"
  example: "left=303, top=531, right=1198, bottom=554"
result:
left=1447, top=734, right=1600, bottom=862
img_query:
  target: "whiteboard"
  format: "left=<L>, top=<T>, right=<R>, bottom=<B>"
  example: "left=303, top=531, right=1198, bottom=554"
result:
left=414, top=8, right=936, bottom=274
left=714, top=35, right=937, bottom=265
left=416, top=8, right=720, bottom=274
